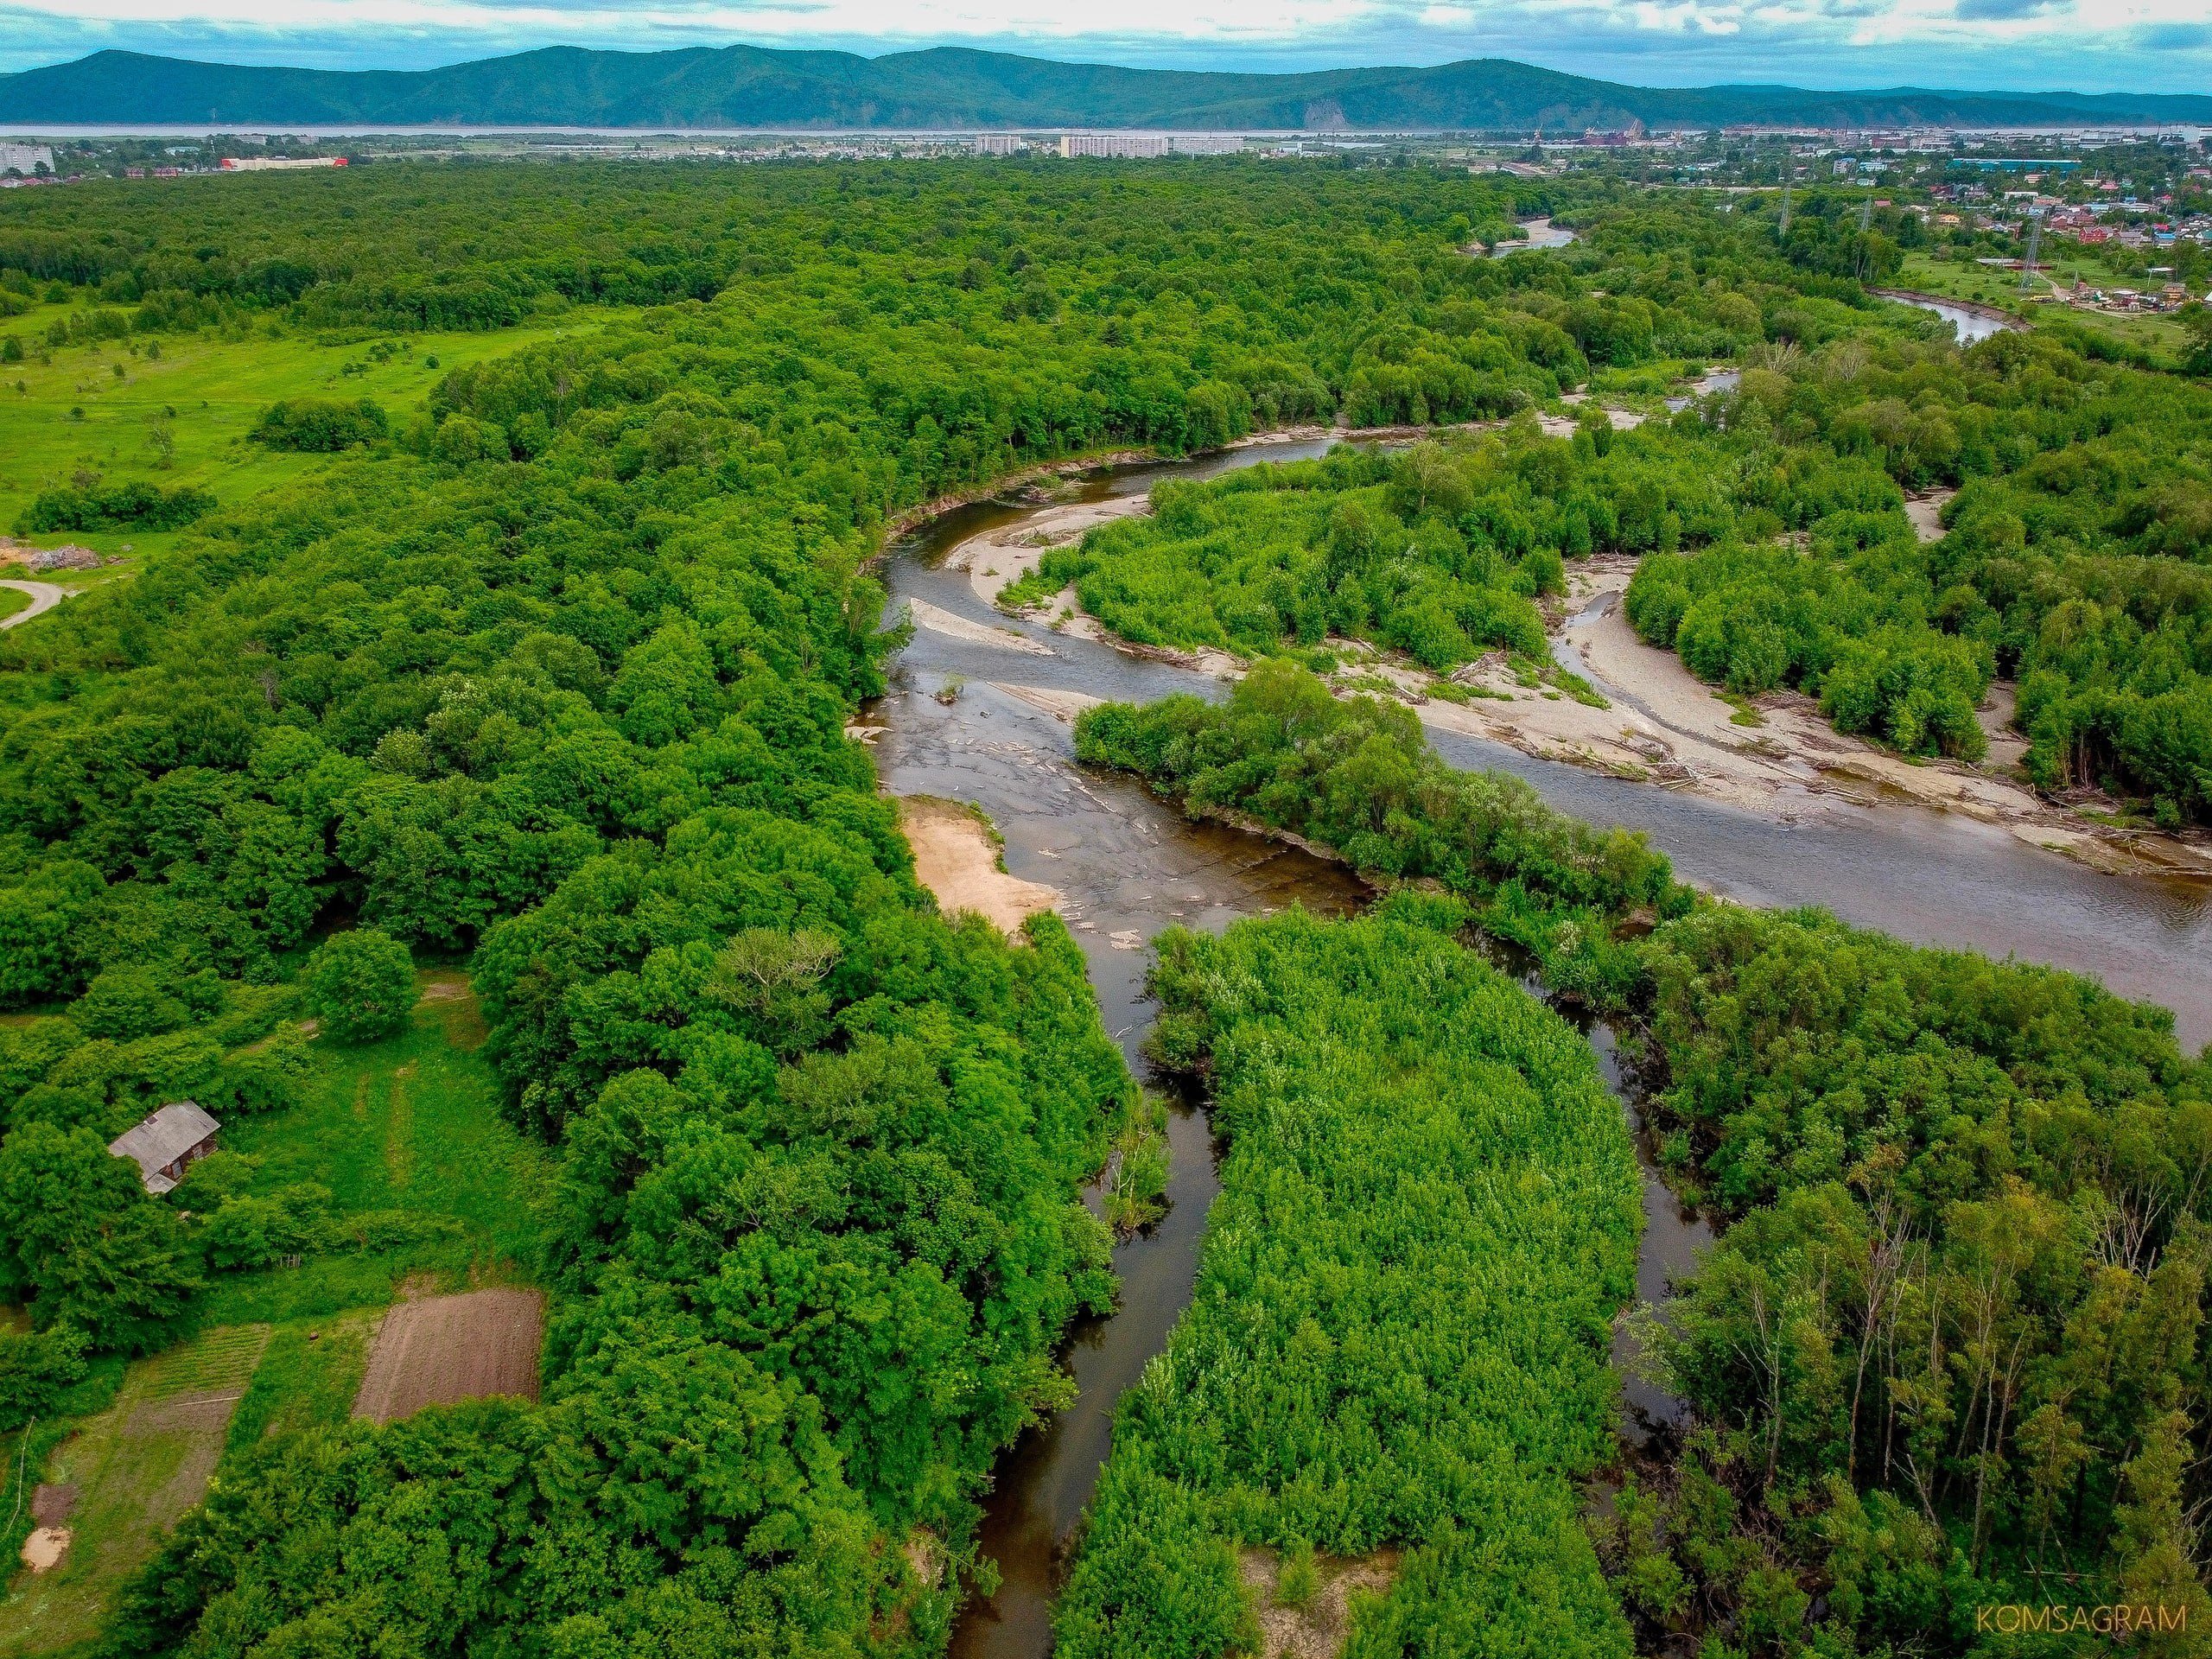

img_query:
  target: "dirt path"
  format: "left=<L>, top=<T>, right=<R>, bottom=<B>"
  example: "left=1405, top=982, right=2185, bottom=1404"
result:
left=898, top=795, right=1062, bottom=937
left=0, top=579, right=63, bottom=630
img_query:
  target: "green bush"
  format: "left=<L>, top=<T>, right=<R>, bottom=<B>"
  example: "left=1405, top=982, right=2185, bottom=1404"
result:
left=16, top=479, right=213, bottom=533
left=1075, top=659, right=1683, bottom=1001
left=249, top=396, right=389, bottom=451
left=302, top=928, right=414, bottom=1045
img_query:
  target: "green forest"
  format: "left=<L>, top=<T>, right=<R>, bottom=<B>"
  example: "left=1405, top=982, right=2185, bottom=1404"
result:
left=1001, top=196, right=2212, bottom=824
left=1078, top=668, right=2212, bottom=1653
left=0, top=152, right=2206, bottom=1656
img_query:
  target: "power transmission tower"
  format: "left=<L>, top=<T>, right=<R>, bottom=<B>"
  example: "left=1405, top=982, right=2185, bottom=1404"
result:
left=2018, top=207, right=2044, bottom=296
left=1778, top=182, right=1793, bottom=238
left=1856, top=192, right=1874, bottom=280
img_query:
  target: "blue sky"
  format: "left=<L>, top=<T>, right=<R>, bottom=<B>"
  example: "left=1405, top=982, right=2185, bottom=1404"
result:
left=0, top=0, right=2205, bottom=95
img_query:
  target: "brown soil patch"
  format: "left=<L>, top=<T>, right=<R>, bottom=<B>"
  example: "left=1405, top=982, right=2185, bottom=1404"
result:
left=1240, top=1547, right=1401, bottom=1659
left=351, top=1287, right=544, bottom=1424
left=897, top=796, right=1060, bottom=938
left=19, top=1529, right=69, bottom=1574
left=28, top=1485, right=74, bottom=1528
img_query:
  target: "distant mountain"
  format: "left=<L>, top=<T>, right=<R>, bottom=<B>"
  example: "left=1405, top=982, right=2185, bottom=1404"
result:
left=3, top=45, right=2209, bottom=132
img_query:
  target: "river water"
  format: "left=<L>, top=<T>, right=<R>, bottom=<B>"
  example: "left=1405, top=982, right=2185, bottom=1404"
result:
left=876, top=437, right=2210, bottom=1656
left=1488, top=216, right=1578, bottom=257
left=1887, top=292, right=2018, bottom=344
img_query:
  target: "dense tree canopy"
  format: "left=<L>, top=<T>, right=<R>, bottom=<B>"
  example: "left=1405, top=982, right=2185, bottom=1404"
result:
left=1059, top=899, right=1642, bottom=1656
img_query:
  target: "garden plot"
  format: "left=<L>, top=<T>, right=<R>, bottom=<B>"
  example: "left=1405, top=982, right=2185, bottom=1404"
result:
left=351, top=1287, right=543, bottom=1424
left=4, top=1325, right=269, bottom=1656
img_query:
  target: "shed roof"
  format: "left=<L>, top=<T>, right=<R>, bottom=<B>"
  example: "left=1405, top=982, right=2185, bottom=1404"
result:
left=108, top=1102, right=220, bottom=1193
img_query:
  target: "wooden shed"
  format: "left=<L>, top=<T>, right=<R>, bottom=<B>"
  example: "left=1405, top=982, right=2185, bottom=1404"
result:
left=108, top=1102, right=220, bottom=1195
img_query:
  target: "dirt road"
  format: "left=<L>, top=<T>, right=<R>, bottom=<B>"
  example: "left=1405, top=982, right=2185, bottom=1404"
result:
left=0, top=578, right=64, bottom=629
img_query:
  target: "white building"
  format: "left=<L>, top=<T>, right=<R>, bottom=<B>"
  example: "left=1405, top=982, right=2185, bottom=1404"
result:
left=1059, top=132, right=1167, bottom=158
left=973, top=134, right=1027, bottom=156
left=0, top=143, right=54, bottom=176
left=1055, top=132, right=1243, bottom=158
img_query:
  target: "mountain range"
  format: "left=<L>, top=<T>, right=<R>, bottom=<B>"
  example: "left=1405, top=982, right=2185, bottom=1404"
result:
left=2, top=45, right=2209, bottom=133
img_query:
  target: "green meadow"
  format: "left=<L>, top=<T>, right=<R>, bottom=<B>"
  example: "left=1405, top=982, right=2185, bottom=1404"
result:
left=0, top=302, right=635, bottom=567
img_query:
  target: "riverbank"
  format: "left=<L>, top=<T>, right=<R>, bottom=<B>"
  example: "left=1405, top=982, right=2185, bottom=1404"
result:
left=897, top=794, right=1061, bottom=937
left=1868, top=286, right=2024, bottom=327
left=914, top=453, right=2212, bottom=882
left=1541, top=563, right=2212, bottom=879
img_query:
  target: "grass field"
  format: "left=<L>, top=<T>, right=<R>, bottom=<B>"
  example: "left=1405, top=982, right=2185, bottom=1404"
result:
left=0, top=300, right=634, bottom=571
left=188, top=970, right=551, bottom=1332
left=1896, top=250, right=2190, bottom=357
left=2, top=1325, right=269, bottom=1656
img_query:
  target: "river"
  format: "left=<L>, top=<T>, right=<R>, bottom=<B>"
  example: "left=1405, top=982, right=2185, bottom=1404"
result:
left=1488, top=216, right=1577, bottom=257
left=1878, top=290, right=2019, bottom=344
left=875, top=437, right=2209, bottom=1656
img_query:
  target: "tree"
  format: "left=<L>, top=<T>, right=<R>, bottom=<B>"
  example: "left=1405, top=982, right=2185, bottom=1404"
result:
left=302, top=928, right=415, bottom=1045
left=2113, top=1411, right=2212, bottom=1656
left=2182, top=302, right=2212, bottom=378
left=0, top=1121, right=201, bottom=1351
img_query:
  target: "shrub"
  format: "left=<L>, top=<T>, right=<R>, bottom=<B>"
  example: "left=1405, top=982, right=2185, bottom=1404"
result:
left=250, top=397, right=390, bottom=451
left=302, top=928, right=414, bottom=1045
left=16, top=480, right=214, bottom=534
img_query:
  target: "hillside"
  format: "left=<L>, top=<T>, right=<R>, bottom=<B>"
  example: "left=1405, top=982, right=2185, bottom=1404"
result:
left=2, top=44, right=2209, bottom=131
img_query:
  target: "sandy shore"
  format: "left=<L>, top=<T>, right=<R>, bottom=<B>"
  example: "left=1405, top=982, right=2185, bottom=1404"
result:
left=942, top=497, right=1248, bottom=676
left=903, top=594, right=1056, bottom=657
left=898, top=795, right=1061, bottom=936
left=1465, top=560, right=2212, bottom=877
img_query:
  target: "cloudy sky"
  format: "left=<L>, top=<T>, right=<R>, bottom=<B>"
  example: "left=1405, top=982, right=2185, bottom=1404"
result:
left=0, top=0, right=2203, bottom=94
